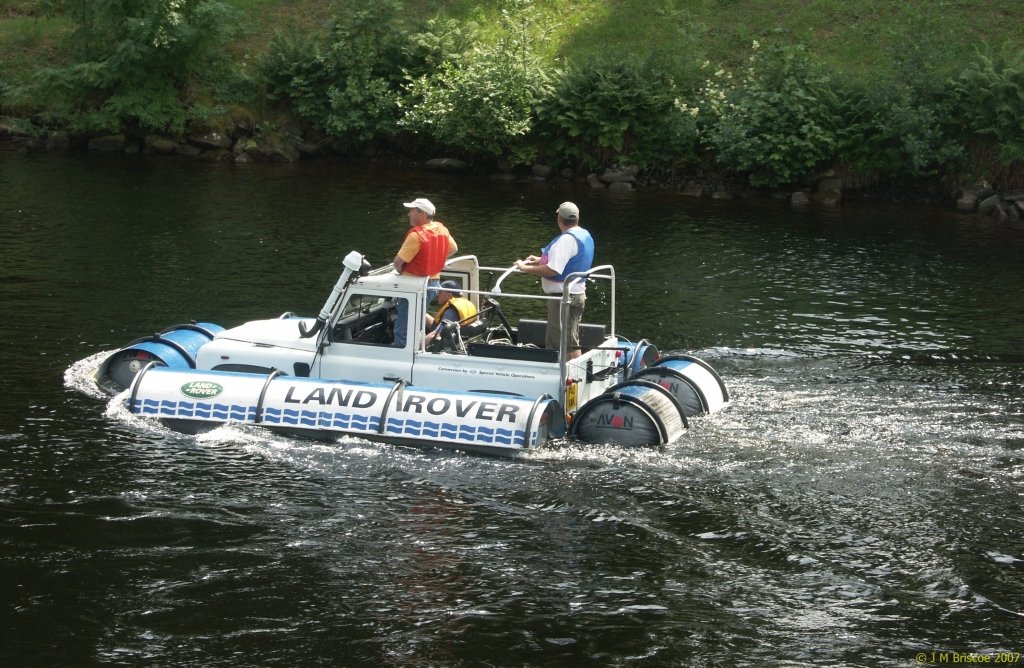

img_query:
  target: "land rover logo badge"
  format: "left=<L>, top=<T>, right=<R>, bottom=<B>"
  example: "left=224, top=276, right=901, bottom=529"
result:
left=180, top=381, right=223, bottom=399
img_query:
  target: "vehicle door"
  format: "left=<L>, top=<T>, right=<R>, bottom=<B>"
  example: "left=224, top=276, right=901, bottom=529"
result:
left=314, top=288, right=416, bottom=384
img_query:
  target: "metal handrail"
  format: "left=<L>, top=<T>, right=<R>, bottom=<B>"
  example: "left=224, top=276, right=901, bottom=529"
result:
left=557, top=264, right=616, bottom=399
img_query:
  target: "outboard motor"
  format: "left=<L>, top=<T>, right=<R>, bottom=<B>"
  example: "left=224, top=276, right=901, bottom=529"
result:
left=621, top=339, right=660, bottom=378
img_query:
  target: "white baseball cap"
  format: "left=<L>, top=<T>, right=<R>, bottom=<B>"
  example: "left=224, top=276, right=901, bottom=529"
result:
left=403, top=197, right=436, bottom=216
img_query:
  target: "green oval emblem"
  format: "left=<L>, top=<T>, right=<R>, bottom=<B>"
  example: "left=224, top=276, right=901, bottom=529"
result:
left=180, top=381, right=224, bottom=399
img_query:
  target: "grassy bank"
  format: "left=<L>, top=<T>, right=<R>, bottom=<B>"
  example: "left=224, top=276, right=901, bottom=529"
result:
left=217, top=0, right=1019, bottom=79
left=2, top=0, right=1023, bottom=194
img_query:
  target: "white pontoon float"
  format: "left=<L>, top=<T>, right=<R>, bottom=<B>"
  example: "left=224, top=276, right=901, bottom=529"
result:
left=95, top=251, right=728, bottom=456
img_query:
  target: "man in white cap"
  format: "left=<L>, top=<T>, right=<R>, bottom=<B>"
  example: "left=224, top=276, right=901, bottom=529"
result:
left=514, top=201, right=594, bottom=359
left=392, top=197, right=458, bottom=347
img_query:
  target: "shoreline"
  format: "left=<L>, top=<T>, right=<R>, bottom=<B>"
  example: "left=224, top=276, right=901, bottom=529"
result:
left=2, top=127, right=1018, bottom=221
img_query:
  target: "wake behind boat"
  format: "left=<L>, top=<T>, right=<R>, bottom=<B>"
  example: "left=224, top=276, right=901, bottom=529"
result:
left=90, top=251, right=729, bottom=456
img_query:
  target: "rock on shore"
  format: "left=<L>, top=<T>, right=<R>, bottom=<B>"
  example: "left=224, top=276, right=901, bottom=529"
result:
left=5, top=113, right=1020, bottom=218
left=957, top=180, right=1024, bottom=222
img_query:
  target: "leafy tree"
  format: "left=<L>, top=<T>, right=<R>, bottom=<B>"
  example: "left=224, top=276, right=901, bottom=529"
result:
left=32, top=0, right=236, bottom=133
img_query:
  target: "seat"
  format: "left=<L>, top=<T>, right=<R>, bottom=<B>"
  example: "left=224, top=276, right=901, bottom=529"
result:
left=460, top=320, right=487, bottom=340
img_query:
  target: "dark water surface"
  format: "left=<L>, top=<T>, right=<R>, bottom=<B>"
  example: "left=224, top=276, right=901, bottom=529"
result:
left=2, top=149, right=1022, bottom=666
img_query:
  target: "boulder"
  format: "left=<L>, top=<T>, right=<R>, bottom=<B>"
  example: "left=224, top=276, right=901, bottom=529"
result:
left=972, top=178, right=995, bottom=200
left=228, top=107, right=257, bottom=135
left=994, top=201, right=1009, bottom=221
left=599, top=165, right=639, bottom=184
left=531, top=164, right=552, bottom=179
left=681, top=184, right=704, bottom=198
left=174, top=143, right=203, bottom=157
left=88, top=134, right=127, bottom=152
left=609, top=181, right=634, bottom=192
left=245, top=134, right=300, bottom=162
left=46, top=132, right=71, bottom=151
left=818, top=176, right=843, bottom=192
left=188, top=130, right=233, bottom=150
left=233, top=136, right=257, bottom=155
left=294, top=140, right=323, bottom=157
left=201, top=149, right=233, bottom=162
left=426, top=157, right=470, bottom=172
left=812, top=189, right=842, bottom=206
left=144, top=135, right=179, bottom=154
left=791, top=191, right=811, bottom=208
left=978, top=194, right=1002, bottom=215
left=0, top=116, right=32, bottom=137
left=587, top=173, right=604, bottom=189
left=280, top=120, right=306, bottom=138
left=956, top=189, right=979, bottom=212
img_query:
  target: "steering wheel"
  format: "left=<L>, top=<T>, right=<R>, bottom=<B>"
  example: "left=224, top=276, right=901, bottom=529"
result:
left=427, top=320, right=464, bottom=354
left=353, top=322, right=384, bottom=343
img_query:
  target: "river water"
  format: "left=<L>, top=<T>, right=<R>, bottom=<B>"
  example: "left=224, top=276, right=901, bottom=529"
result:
left=1, top=148, right=1022, bottom=666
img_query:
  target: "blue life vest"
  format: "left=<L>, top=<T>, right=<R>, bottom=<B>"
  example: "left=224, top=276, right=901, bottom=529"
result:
left=542, top=227, right=594, bottom=282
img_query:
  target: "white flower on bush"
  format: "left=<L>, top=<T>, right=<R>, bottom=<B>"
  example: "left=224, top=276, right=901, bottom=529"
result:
left=153, top=0, right=188, bottom=48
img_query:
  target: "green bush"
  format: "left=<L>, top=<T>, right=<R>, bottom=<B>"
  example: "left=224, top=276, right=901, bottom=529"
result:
left=30, top=0, right=236, bottom=133
left=262, top=1, right=415, bottom=141
left=400, top=0, right=550, bottom=165
left=261, top=31, right=334, bottom=127
left=536, top=55, right=700, bottom=170
left=952, top=43, right=1024, bottom=163
left=260, top=1, right=480, bottom=143
left=700, top=43, right=839, bottom=188
left=831, top=80, right=963, bottom=179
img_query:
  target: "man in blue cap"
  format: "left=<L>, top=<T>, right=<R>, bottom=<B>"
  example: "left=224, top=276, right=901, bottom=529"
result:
left=424, top=280, right=478, bottom=349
